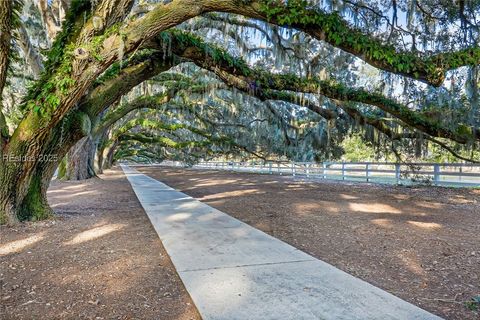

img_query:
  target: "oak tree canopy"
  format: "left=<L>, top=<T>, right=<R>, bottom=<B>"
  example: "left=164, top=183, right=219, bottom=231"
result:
left=0, top=0, right=479, bottom=224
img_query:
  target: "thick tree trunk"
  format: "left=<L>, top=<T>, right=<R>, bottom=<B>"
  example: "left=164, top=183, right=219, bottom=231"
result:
left=0, top=0, right=12, bottom=94
left=18, top=161, right=57, bottom=222
left=65, top=137, right=96, bottom=180
left=18, top=115, right=91, bottom=221
left=97, top=146, right=105, bottom=174
left=95, top=130, right=109, bottom=174
left=0, top=154, right=58, bottom=224
left=0, top=148, right=54, bottom=224
left=0, top=167, right=22, bottom=225
left=104, top=141, right=119, bottom=170
left=0, top=111, right=91, bottom=224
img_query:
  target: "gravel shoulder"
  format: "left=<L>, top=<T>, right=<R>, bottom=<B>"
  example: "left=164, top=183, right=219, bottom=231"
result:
left=138, top=166, right=480, bottom=320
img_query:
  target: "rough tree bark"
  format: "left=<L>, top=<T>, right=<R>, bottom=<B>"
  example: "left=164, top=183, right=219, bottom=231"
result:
left=0, top=0, right=12, bottom=91
left=65, top=137, right=96, bottom=180
left=0, top=0, right=12, bottom=151
left=104, top=140, right=119, bottom=170
left=14, top=111, right=91, bottom=222
left=96, top=131, right=109, bottom=174
left=97, top=145, right=105, bottom=174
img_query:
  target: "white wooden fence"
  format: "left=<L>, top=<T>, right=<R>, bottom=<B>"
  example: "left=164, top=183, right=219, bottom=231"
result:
left=157, top=161, right=480, bottom=187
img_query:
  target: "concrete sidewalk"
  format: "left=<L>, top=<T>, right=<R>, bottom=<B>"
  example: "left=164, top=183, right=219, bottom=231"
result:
left=121, top=165, right=441, bottom=320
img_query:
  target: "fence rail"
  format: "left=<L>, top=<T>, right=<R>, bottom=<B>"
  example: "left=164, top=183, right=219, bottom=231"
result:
left=150, top=161, right=480, bottom=187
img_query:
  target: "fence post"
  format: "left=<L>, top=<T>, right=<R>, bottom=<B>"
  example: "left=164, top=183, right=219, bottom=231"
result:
left=277, top=162, right=280, bottom=174
left=269, top=162, right=272, bottom=174
left=322, top=163, right=326, bottom=179
left=366, top=163, right=370, bottom=182
left=395, top=164, right=400, bottom=184
left=433, top=164, right=440, bottom=185
left=342, top=162, right=345, bottom=180
left=306, top=164, right=310, bottom=178
left=291, top=162, right=296, bottom=177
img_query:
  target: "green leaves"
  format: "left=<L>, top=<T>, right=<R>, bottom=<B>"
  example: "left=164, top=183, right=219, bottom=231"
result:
left=57, top=77, right=75, bottom=94
left=24, top=0, right=91, bottom=103
left=465, top=296, right=480, bottom=311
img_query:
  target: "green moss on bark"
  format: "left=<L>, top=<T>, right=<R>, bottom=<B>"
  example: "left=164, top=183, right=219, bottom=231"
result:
left=18, top=174, right=53, bottom=222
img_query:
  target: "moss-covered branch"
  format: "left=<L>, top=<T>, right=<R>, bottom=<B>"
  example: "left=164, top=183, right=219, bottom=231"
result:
left=114, top=117, right=267, bottom=160
left=104, top=0, right=480, bottom=89
left=154, top=30, right=479, bottom=144
left=80, top=51, right=173, bottom=118
left=165, top=101, right=268, bottom=129
left=94, top=79, right=226, bottom=135
left=335, top=102, right=409, bottom=140
left=94, top=93, right=173, bottom=136
left=335, top=102, right=480, bottom=163
left=244, top=0, right=479, bottom=86
left=199, top=1, right=479, bottom=87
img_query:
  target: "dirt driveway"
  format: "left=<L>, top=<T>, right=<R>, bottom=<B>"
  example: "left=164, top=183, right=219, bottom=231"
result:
left=0, top=168, right=200, bottom=320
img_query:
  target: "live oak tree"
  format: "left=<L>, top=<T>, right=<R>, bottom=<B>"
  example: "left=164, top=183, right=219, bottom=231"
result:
left=0, top=0, right=479, bottom=224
